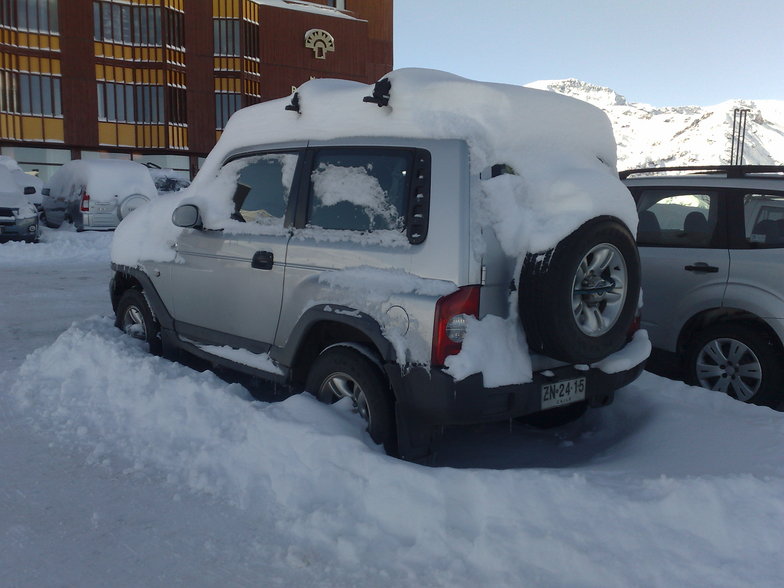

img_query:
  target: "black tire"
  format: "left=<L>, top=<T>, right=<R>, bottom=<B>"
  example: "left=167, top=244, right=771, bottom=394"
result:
left=305, top=347, right=395, bottom=453
left=518, top=217, right=640, bottom=363
left=519, top=402, right=588, bottom=429
left=42, top=211, right=61, bottom=229
left=686, top=323, right=784, bottom=407
left=115, top=289, right=162, bottom=355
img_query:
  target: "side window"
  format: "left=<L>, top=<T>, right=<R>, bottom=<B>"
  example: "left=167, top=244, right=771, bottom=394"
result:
left=228, top=153, right=298, bottom=225
left=744, top=193, right=784, bottom=248
left=306, top=149, right=414, bottom=232
left=636, top=190, right=718, bottom=247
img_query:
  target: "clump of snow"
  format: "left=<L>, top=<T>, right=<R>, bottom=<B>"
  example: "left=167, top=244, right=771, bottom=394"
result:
left=593, top=329, right=652, bottom=374
left=444, top=314, right=532, bottom=387
left=311, top=163, right=401, bottom=230
left=0, top=226, right=112, bottom=265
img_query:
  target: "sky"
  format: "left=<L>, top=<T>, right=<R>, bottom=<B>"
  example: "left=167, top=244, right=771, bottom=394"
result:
left=393, top=0, right=784, bottom=107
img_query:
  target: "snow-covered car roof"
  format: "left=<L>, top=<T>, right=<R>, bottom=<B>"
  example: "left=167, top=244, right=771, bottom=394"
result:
left=114, top=69, right=637, bottom=266
left=47, top=159, right=158, bottom=202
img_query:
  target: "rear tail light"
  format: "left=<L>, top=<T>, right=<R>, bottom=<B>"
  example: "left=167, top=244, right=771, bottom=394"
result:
left=79, top=192, right=90, bottom=212
left=432, top=285, right=481, bottom=366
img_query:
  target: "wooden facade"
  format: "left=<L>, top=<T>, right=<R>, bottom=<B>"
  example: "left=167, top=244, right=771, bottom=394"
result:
left=0, top=0, right=393, bottom=176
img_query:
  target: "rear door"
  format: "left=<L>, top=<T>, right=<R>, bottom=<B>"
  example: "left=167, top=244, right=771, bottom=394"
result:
left=633, top=188, right=729, bottom=351
left=170, top=150, right=301, bottom=349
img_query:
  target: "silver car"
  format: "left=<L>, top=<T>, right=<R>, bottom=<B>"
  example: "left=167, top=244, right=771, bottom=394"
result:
left=110, top=72, right=647, bottom=460
left=623, top=165, right=784, bottom=408
left=0, top=167, right=40, bottom=243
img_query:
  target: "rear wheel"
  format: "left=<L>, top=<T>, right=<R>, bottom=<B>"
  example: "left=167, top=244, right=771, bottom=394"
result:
left=306, top=347, right=395, bottom=453
left=115, top=289, right=161, bottom=355
left=686, top=323, right=784, bottom=407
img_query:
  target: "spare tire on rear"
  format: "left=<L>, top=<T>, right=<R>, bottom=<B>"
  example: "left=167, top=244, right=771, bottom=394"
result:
left=118, top=194, right=150, bottom=220
left=518, top=216, right=640, bottom=364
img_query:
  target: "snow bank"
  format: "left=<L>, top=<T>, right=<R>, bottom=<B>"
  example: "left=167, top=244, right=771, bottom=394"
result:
left=0, top=226, right=111, bottom=265
left=9, top=318, right=784, bottom=586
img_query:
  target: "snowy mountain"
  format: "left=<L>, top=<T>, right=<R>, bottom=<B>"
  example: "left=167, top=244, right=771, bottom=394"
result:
left=527, top=79, right=784, bottom=171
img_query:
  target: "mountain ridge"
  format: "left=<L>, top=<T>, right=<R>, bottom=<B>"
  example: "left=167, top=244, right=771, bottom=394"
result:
left=527, top=79, right=784, bottom=170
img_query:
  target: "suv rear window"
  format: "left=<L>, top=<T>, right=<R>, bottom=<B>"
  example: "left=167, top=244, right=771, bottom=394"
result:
left=306, top=148, right=414, bottom=232
left=744, top=193, right=784, bottom=247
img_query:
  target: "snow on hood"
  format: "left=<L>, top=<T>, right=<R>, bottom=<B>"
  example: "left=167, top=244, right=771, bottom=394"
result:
left=48, top=159, right=158, bottom=203
left=113, top=68, right=635, bottom=266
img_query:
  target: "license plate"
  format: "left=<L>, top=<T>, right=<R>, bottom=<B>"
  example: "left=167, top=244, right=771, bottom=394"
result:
left=541, top=377, right=586, bottom=410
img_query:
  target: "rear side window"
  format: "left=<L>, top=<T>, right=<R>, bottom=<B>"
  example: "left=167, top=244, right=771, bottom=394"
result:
left=744, top=193, right=784, bottom=248
left=306, top=149, right=414, bottom=233
left=636, top=189, right=719, bottom=247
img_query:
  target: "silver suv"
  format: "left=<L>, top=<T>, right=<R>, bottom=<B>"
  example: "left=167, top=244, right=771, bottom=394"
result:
left=110, top=71, right=647, bottom=459
left=623, top=165, right=784, bottom=408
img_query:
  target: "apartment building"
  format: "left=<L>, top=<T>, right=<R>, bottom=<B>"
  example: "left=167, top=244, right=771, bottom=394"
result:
left=0, top=0, right=393, bottom=178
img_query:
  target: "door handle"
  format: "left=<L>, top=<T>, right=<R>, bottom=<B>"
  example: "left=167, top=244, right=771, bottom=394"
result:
left=684, top=262, right=719, bottom=273
left=252, top=250, right=274, bottom=270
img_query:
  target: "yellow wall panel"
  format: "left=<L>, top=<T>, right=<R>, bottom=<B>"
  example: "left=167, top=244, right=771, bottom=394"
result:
left=117, top=124, right=136, bottom=147
left=21, top=117, right=44, bottom=141
left=98, top=122, right=117, bottom=146
left=43, top=118, right=64, bottom=142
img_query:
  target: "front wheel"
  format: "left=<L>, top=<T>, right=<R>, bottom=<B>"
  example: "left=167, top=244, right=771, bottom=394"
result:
left=686, top=323, right=784, bottom=407
left=115, top=289, right=162, bottom=355
left=306, top=347, right=395, bottom=453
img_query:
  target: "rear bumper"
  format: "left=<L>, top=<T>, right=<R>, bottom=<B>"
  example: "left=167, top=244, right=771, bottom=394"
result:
left=387, top=359, right=645, bottom=426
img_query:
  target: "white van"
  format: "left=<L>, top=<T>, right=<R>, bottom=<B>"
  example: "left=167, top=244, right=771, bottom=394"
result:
left=42, top=159, right=157, bottom=231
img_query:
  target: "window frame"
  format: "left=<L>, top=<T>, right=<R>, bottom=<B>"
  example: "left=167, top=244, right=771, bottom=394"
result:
left=293, top=146, right=432, bottom=243
left=728, top=189, right=784, bottom=249
left=222, top=149, right=305, bottom=229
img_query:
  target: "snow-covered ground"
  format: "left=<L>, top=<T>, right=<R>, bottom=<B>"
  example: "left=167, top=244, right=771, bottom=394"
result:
left=2, top=227, right=784, bottom=587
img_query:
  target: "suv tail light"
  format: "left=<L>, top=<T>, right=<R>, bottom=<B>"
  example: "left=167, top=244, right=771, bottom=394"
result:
left=79, top=191, right=90, bottom=212
left=432, top=285, right=481, bottom=366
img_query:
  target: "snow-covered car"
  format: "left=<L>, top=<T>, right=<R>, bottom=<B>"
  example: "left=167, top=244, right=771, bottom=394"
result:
left=623, top=164, right=784, bottom=408
left=110, top=69, right=649, bottom=460
left=0, top=155, right=44, bottom=211
left=0, top=167, right=40, bottom=243
left=42, top=159, right=157, bottom=231
left=144, top=163, right=191, bottom=195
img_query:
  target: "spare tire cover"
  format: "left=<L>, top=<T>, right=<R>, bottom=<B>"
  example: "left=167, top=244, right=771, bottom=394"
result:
left=518, top=216, right=641, bottom=364
left=118, top=194, right=150, bottom=220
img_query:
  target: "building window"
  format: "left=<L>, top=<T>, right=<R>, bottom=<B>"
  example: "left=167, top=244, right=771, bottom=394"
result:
left=1, top=70, right=61, bottom=116
left=215, top=93, right=241, bottom=129
left=97, top=81, right=165, bottom=123
left=213, top=18, right=240, bottom=56
left=1, top=0, right=59, bottom=33
left=167, top=87, right=186, bottom=124
left=93, top=0, right=161, bottom=46
left=165, top=8, right=184, bottom=49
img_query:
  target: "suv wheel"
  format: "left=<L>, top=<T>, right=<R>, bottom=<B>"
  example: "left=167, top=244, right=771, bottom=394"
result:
left=115, top=289, right=162, bottom=355
left=306, top=347, right=395, bottom=452
left=518, top=217, right=641, bottom=363
left=687, top=323, right=784, bottom=406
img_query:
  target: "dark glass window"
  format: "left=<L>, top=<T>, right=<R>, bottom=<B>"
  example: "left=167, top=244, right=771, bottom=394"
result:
left=636, top=190, right=719, bottom=248
left=213, top=18, right=240, bottom=56
left=215, top=92, right=241, bottom=129
left=8, top=0, right=57, bottom=33
left=7, top=72, right=61, bottom=116
left=744, top=193, right=784, bottom=248
left=92, top=1, right=161, bottom=46
left=307, top=149, right=414, bottom=232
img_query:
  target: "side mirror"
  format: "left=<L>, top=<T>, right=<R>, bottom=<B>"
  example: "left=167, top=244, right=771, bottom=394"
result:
left=172, top=204, right=203, bottom=229
left=24, top=186, right=36, bottom=195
